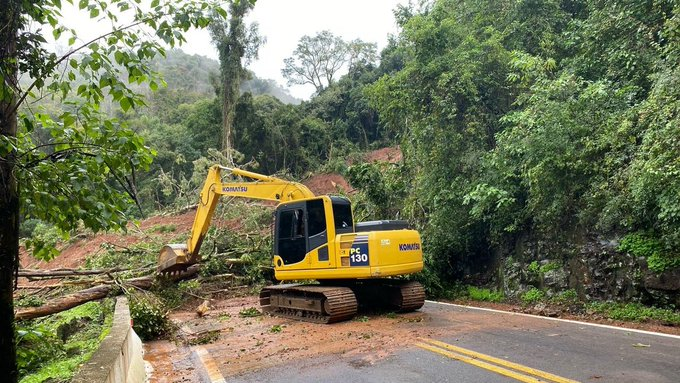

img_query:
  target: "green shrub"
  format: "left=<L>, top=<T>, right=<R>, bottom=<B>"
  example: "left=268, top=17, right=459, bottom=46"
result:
left=128, top=292, right=169, bottom=340
left=16, top=325, right=65, bottom=376
left=527, top=261, right=560, bottom=275
left=19, top=219, right=41, bottom=239
left=15, top=294, right=45, bottom=308
left=22, top=222, right=67, bottom=261
left=17, top=300, right=113, bottom=382
left=521, top=287, right=545, bottom=305
left=539, top=262, right=560, bottom=273
left=619, top=232, right=680, bottom=273
left=647, top=253, right=680, bottom=274
left=549, top=289, right=579, bottom=305
left=85, top=241, right=157, bottom=270
left=527, top=261, right=540, bottom=274
left=466, top=286, right=504, bottom=302
left=588, top=302, right=680, bottom=325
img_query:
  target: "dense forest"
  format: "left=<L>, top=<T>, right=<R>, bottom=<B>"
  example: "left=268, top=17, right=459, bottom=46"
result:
left=368, top=0, right=680, bottom=304
left=114, top=0, right=679, bottom=306
left=4, top=0, right=680, bottom=380
left=13, top=0, right=680, bottom=305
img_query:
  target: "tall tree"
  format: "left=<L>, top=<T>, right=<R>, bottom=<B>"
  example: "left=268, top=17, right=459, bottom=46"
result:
left=0, top=0, right=229, bottom=380
left=0, top=2, right=20, bottom=380
left=282, top=31, right=377, bottom=94
left=209, top=0, right=263, bottom=162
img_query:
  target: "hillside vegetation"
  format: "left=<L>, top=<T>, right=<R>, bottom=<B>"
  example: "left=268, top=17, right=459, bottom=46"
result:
left=9, top=1, right=680, bottom=380
left=18, top=0, right=680, bottom=310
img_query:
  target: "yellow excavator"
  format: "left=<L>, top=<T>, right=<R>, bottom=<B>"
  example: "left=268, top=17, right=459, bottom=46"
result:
left=158, top=165, right=425, bottom=323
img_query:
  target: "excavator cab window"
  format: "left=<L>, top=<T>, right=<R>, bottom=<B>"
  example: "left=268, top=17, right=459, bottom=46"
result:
left=306, top=199, right=328, bottom=252
left=276, top=207, right=307, bottom=264
left=331, top=198, right=354, bottom=234
left=306, top=199, right=326, bottom=236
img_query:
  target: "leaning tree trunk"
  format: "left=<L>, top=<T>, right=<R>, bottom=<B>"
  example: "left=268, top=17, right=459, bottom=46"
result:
left=0, top=1, right=20, bottom=381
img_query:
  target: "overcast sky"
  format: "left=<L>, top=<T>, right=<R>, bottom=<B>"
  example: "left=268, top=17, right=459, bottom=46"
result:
left=183, top=0, right=408, bottom=99
left=54, top=0, right=408, bottom=100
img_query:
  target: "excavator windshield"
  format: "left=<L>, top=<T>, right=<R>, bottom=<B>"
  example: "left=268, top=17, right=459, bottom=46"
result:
left=330, top=197, right=353, bottom=234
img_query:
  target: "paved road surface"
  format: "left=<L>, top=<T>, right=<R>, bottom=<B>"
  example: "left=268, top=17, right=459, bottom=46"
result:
left=193, top=301, right=680, bottom=383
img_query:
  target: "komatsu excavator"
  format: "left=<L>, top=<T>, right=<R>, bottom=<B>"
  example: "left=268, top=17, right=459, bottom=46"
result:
left=158, top=165, right=425, bottom=323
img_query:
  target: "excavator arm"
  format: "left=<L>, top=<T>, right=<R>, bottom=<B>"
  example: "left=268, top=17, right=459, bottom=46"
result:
left=158, top=165, right=315, bottom=273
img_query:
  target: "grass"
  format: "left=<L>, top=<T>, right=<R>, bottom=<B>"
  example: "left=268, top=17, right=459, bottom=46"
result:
left=466, top=286, right=504, bottom=302
left=588, top=302, right=680, bottom=325
left=521, top=287, right=546, bottom=305
left=18, top=300, right=114, bottom=383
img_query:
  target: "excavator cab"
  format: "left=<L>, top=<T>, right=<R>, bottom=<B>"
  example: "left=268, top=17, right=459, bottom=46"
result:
left=273, top=196, right=352, bottom=267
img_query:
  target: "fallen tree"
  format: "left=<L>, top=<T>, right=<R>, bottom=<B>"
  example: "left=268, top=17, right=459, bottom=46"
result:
left=15, top=265, right=200, bottom=321
left=18, top=267, right=128, bottom=279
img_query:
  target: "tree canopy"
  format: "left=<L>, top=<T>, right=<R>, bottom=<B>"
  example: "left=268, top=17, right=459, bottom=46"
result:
left=282, top=30, right=377, bottom=94
left=0, top=0, right=232, bottom=379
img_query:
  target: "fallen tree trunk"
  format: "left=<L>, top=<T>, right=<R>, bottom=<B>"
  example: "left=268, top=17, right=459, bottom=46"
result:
left=15, top=265, right=199, bottom=321
left=19, top=267, right=127, bottom=279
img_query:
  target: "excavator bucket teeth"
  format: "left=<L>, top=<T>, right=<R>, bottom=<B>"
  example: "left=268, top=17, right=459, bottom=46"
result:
left=158, top=244, right=192, bottom=274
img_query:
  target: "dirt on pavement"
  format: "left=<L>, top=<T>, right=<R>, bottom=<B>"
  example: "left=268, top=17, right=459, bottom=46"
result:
left=144, top=295, right=474, bottom=383
left=143, top=291, right=680, bottom=383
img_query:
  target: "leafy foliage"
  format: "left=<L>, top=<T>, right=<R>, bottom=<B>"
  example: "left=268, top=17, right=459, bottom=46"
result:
left=128, top=292, right=169, bottom=341
left=347, top=161, right=408, bottom=220
left=466, top=286, right=504, bottom=303
left=16, top=301, right=114, bottom=382
left=358, top=0, right=680, bottom=293
left=521, top=288, right=546, bottom=305
left=588, top=302, right=680, bottom=325
left=282, top=31, right=377, bottom=94
left=619, top=232, right=680, bottom=273
left=238, top=307, right=262, bottom=317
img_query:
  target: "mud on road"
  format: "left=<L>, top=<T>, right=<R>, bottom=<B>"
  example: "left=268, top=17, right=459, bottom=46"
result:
left=143, top=294, right=494, bottom=383
left=144, top=293, right=680, bottom=383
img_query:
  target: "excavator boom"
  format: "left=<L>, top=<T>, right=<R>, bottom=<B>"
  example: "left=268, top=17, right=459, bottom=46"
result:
left=158, top=165, right=314, bottom=273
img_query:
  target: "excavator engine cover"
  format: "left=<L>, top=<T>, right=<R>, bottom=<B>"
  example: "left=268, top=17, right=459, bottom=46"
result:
left=158, top=244, right=192, bottom=273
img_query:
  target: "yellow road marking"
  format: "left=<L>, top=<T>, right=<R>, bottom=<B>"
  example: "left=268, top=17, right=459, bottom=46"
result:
left=193, top=346, right=227, bottom=383
left=416, top=342, right=546, bottom=383
left=417, top=338, right=581, bottom=383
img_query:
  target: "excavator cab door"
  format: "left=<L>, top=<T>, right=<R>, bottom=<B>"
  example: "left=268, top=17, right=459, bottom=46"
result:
left=274, top=198, right=330, bottom=266
left=275, top=202, right=307, bottom=265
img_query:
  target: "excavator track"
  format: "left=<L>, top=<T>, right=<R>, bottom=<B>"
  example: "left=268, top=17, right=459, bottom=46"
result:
left=329, top=279, right=426, bottom=313
left=260, top=284, right=358, bottom=324
left=389, top=280, right=426, bottom=312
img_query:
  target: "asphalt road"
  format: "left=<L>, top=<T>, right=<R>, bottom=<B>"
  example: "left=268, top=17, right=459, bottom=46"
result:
left=212, top=301, right=680, bottom=383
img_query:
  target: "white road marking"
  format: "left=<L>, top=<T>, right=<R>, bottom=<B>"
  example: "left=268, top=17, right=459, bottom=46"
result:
left=426, top=300, right=680, bottom=340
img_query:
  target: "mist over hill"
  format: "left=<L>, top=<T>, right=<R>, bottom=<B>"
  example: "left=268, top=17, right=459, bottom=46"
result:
left=151, top=49, right=300, bottom=104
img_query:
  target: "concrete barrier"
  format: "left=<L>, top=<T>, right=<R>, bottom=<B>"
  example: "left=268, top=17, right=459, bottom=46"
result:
left=72, top=297, right=146, bottom=383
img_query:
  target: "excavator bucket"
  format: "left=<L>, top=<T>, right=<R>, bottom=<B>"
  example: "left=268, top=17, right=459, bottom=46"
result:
left=158, top=244, right=193, bottom=274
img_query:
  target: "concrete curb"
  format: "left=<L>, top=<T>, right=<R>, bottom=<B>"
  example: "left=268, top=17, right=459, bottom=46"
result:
left=72, top=297, right=146, bottom=383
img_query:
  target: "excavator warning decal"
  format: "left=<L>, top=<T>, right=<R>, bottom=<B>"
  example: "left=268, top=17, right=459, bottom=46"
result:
left=349, top=235, right=369, bottom=266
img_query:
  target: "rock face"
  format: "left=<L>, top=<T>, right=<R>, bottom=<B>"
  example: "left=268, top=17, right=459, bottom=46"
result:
left=497, top=234, right=680, bottom=307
